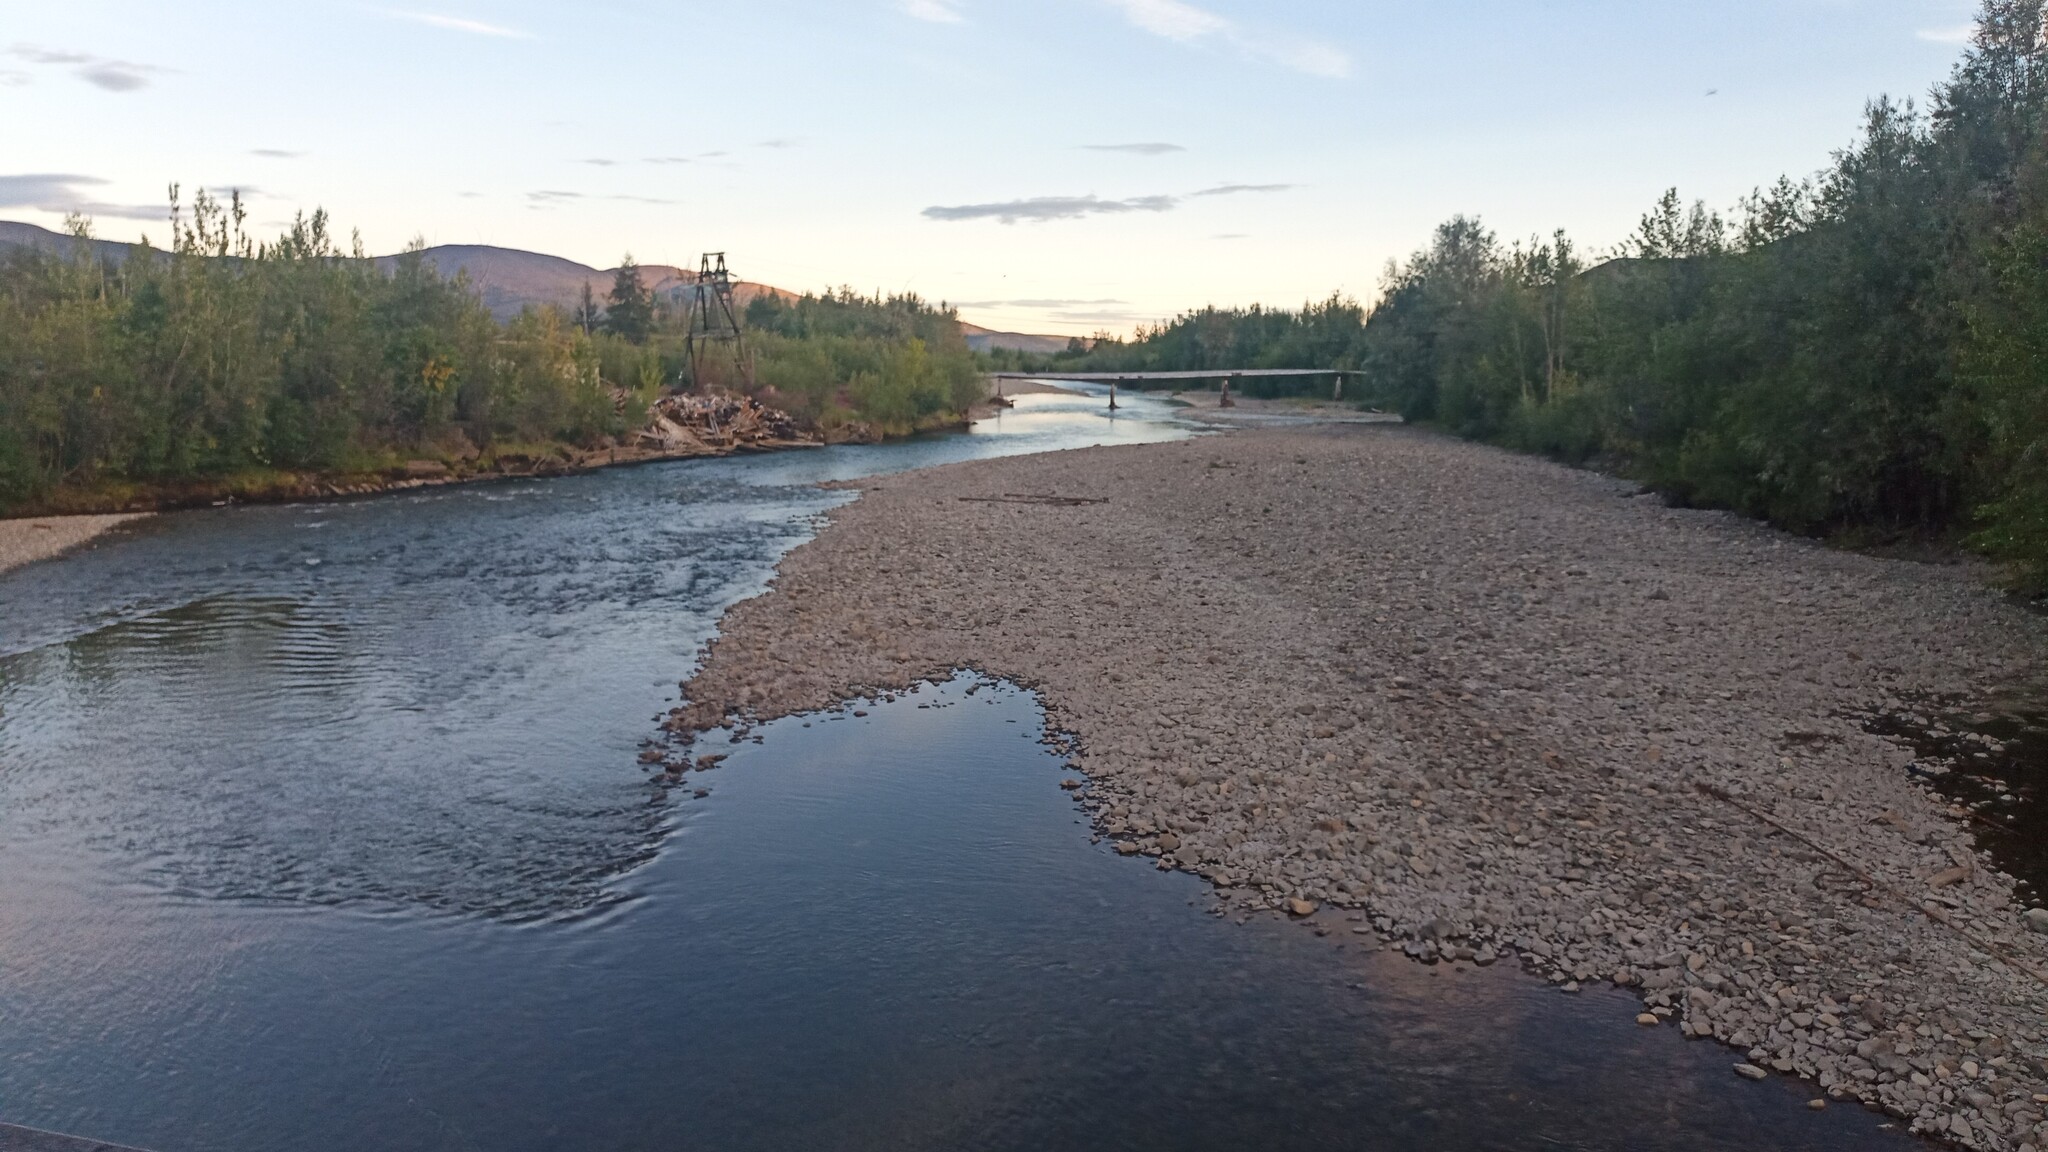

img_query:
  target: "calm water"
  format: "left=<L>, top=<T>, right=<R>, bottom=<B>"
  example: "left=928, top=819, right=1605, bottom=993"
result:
left=0, top=390, right=1918, bottom=1151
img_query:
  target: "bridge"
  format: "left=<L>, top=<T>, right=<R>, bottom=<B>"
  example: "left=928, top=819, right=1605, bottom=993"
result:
left=989, top=368, right=1355, bottom=406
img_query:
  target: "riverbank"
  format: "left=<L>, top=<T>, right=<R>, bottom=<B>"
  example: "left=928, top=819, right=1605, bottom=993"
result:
left=671, top=422, right=2048, bottom=1149
left=0, top=514, right=148, bottom=577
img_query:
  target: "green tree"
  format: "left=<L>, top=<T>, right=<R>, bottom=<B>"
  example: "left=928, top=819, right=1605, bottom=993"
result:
left=603, top=256, right=653, bottom=344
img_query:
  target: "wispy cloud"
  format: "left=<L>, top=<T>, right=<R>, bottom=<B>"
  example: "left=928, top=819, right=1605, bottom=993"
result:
left=9, top=44, right=168, bottom=91
left=1191, top=183, right=1294, bottom=197
left=527, top=190, right=582, bottom=205
left=0, top=69, right=28, bottom=86
left=582, top=158, right=618, bottom=166
left=1212, top=233, right=1248, bottom=240
left=9, top=45, right=92, bottom=65
left=759, top=138, right=801, bottom=149
left=645, top=156, right=692, bottom=165
left=0, top=172, right=165, bottom=220
left=388, top=11, right=535, bottom=39
left=898, top=0, right=965, bottom=23
left=924, top=194, right=1177, bottom=224
left=1916, top=24, right=1974, bottom=44
left=79, top=62, right=150, bottom=90
left=1100, top=0, right=1349, bottom=78
left=1082, top=142, right=1185, bottom=155
left=1104, top=0, right=1226, bottom=40
left=251, top=148, right=304, bottom=159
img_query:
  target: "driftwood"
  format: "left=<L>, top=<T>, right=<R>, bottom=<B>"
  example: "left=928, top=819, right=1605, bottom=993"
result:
left=1696, top=782, right=2048, bottom=990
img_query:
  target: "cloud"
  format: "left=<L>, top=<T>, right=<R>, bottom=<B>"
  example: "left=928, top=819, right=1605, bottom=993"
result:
left=1191, top=182, right=1294, bottom=197
left=527, top=190, right=582, bottom=204
left=1917, top=24, right=1973, bottom=44
left=1212, top=233, right=1248, bottom=240
left=645, top=156, right=692, bottom=164
left=1103, top=0, right=1226, bottom=41
left=9, top=44, right=168, bottom=91
left=582, top=158, right=618, bottom=166
left=898, top=0, right=965, bottom=22
left=1099, top=0, right=1349, bottom=78
left=923, top=193, right=1178, bottom=223
left=79, top=63, right=150, bottom=91
left=0, top=69, right=27, bottom=86
left=608, top=194, right=675, bottom=205
left=8, top=45, right=92, bottom=65
left=0, top=172, right=165, bottom=220
left=251, top=149, right=304, bottom=159
left=759, top=138, right=800, bottom=149
left=388, top=11, right=535, bottom=39
left=1082, top=142, right=1185, bottom=155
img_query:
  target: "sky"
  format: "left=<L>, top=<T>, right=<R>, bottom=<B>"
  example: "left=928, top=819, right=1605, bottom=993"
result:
left=0, top=0, right=1987, bottom=337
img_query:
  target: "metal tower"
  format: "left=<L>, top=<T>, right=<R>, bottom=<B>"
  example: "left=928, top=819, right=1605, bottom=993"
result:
left=685, top=252, right=753, bottom=389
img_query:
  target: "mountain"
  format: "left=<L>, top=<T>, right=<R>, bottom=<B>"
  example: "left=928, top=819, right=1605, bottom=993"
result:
left=0, top=220, right=137, bottom=266
left=383, top=245, right=795, bottom=322
left=1, top=219, right=1073, bottom=348
left=959, top=322, right=1081, bottom=355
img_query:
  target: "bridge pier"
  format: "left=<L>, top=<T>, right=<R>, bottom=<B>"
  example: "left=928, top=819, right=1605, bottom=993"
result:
left=1220, top=373, right=1238, bottom=408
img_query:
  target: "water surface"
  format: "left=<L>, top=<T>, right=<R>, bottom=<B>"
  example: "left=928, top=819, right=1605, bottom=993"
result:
left=0, top=390, right=1920, bottom=1150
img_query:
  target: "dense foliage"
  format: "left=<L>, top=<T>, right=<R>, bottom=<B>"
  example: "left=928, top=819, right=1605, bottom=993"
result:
left=740, top=289, right=982, bottom=434
left=1050, top=295, right=1369, bottom=398
left=1059, top=1, right=2048, bottom=586
left=0, top=194, right=982, bottom=512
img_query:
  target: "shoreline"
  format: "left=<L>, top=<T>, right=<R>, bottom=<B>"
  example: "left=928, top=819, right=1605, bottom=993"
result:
left=0, top=514, right=150, bottom=577
left=669, top=421, right=2048, bottom=1149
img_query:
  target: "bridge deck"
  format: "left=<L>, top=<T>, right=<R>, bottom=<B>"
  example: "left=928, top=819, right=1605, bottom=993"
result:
left=988, top=369, right=1346, bottom=382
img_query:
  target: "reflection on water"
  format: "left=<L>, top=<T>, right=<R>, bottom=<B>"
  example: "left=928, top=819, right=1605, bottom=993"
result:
left=0, top=389, right=1193, bottom=920
left=0, top=392, right=1915, bottom=1150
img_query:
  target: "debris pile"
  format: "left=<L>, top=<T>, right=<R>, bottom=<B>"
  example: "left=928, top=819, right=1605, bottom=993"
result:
left=640, top=393, right=809, bottom=451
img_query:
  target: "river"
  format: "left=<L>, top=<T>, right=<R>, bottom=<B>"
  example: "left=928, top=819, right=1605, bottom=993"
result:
left=0, top=388, right=1919, bottom=1150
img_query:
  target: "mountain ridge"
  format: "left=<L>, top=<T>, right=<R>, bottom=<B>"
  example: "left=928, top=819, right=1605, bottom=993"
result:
left=0, top=219, right=1067, bottom=350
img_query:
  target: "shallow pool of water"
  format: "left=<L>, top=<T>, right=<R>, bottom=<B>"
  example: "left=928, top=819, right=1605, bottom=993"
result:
left=0, top=392, right=1920, bottom=1150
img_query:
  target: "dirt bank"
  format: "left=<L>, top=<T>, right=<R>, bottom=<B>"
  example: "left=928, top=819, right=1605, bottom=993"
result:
left=0, top=514, right=148, bottom=576
left=669, top=423, right=2048, bottom=1150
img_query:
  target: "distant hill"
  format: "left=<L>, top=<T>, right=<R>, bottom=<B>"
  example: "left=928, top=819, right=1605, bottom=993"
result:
left=959, top=322, right=1081, bottom=355
left=0, top=220, right=137, bottom=266
left=383, top=244, right=797, bottom=322
left=1, top=219, right=1072, bottom=349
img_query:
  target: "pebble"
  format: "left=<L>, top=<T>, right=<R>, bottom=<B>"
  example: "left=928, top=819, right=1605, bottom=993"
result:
left=1735, top=1064, right=1770, bottom=1081
left=672, top=424, right=2048, bottom=1151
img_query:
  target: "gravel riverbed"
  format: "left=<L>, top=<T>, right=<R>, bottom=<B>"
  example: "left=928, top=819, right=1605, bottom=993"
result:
left=0, top=515, right=145, bottom=577
left=673, top=423, right=2048, bottom=1149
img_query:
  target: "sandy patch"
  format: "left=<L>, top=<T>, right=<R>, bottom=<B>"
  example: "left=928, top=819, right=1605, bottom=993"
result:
left=0, top=514, right=148, bottom=576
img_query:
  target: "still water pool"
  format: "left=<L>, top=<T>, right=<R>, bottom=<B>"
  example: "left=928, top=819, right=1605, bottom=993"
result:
left=0, top=390, right=1918, bottom=1150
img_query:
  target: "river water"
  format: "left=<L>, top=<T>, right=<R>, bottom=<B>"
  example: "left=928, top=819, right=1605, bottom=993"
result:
left=0, top=389, right=1918, bottom=1151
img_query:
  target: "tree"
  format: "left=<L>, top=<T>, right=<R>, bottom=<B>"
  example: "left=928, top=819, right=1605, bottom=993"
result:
left=603, top=255, right=653, bottom=344
left=575, top=281, right=600, bottom=335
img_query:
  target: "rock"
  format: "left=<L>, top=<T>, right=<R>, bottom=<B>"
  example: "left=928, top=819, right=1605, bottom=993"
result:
left=1285, top=897, right=1318, bottom=917
left=1060, top=778, right=1083, bottom=790
left=1157, top=832, right=1181, bottom=852
left=2026, top=908, right=2048, bottom=935
left=1807, top=1099, right=1826, bottom=1111
left=1637, top=1013, right=1660, bottom=1026
left=1735, top=1064, right=1769, bottom=1081
left=1115, top=842, right=1140, bottom=856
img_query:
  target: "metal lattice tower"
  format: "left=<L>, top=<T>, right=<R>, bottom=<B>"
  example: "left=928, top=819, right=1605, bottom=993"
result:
left=685, top=252, right=753, bottom=389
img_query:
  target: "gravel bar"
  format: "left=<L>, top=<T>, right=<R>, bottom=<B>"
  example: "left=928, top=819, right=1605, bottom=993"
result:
left=673, top=423, right=2048, bottom=1150
left=0, top=515, right=145, bottom=577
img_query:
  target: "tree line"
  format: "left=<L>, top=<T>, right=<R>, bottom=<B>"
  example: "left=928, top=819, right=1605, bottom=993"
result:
left=1051, top=0, right=2048, bottom=588
left=0, top=192, right=984, bottom=513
